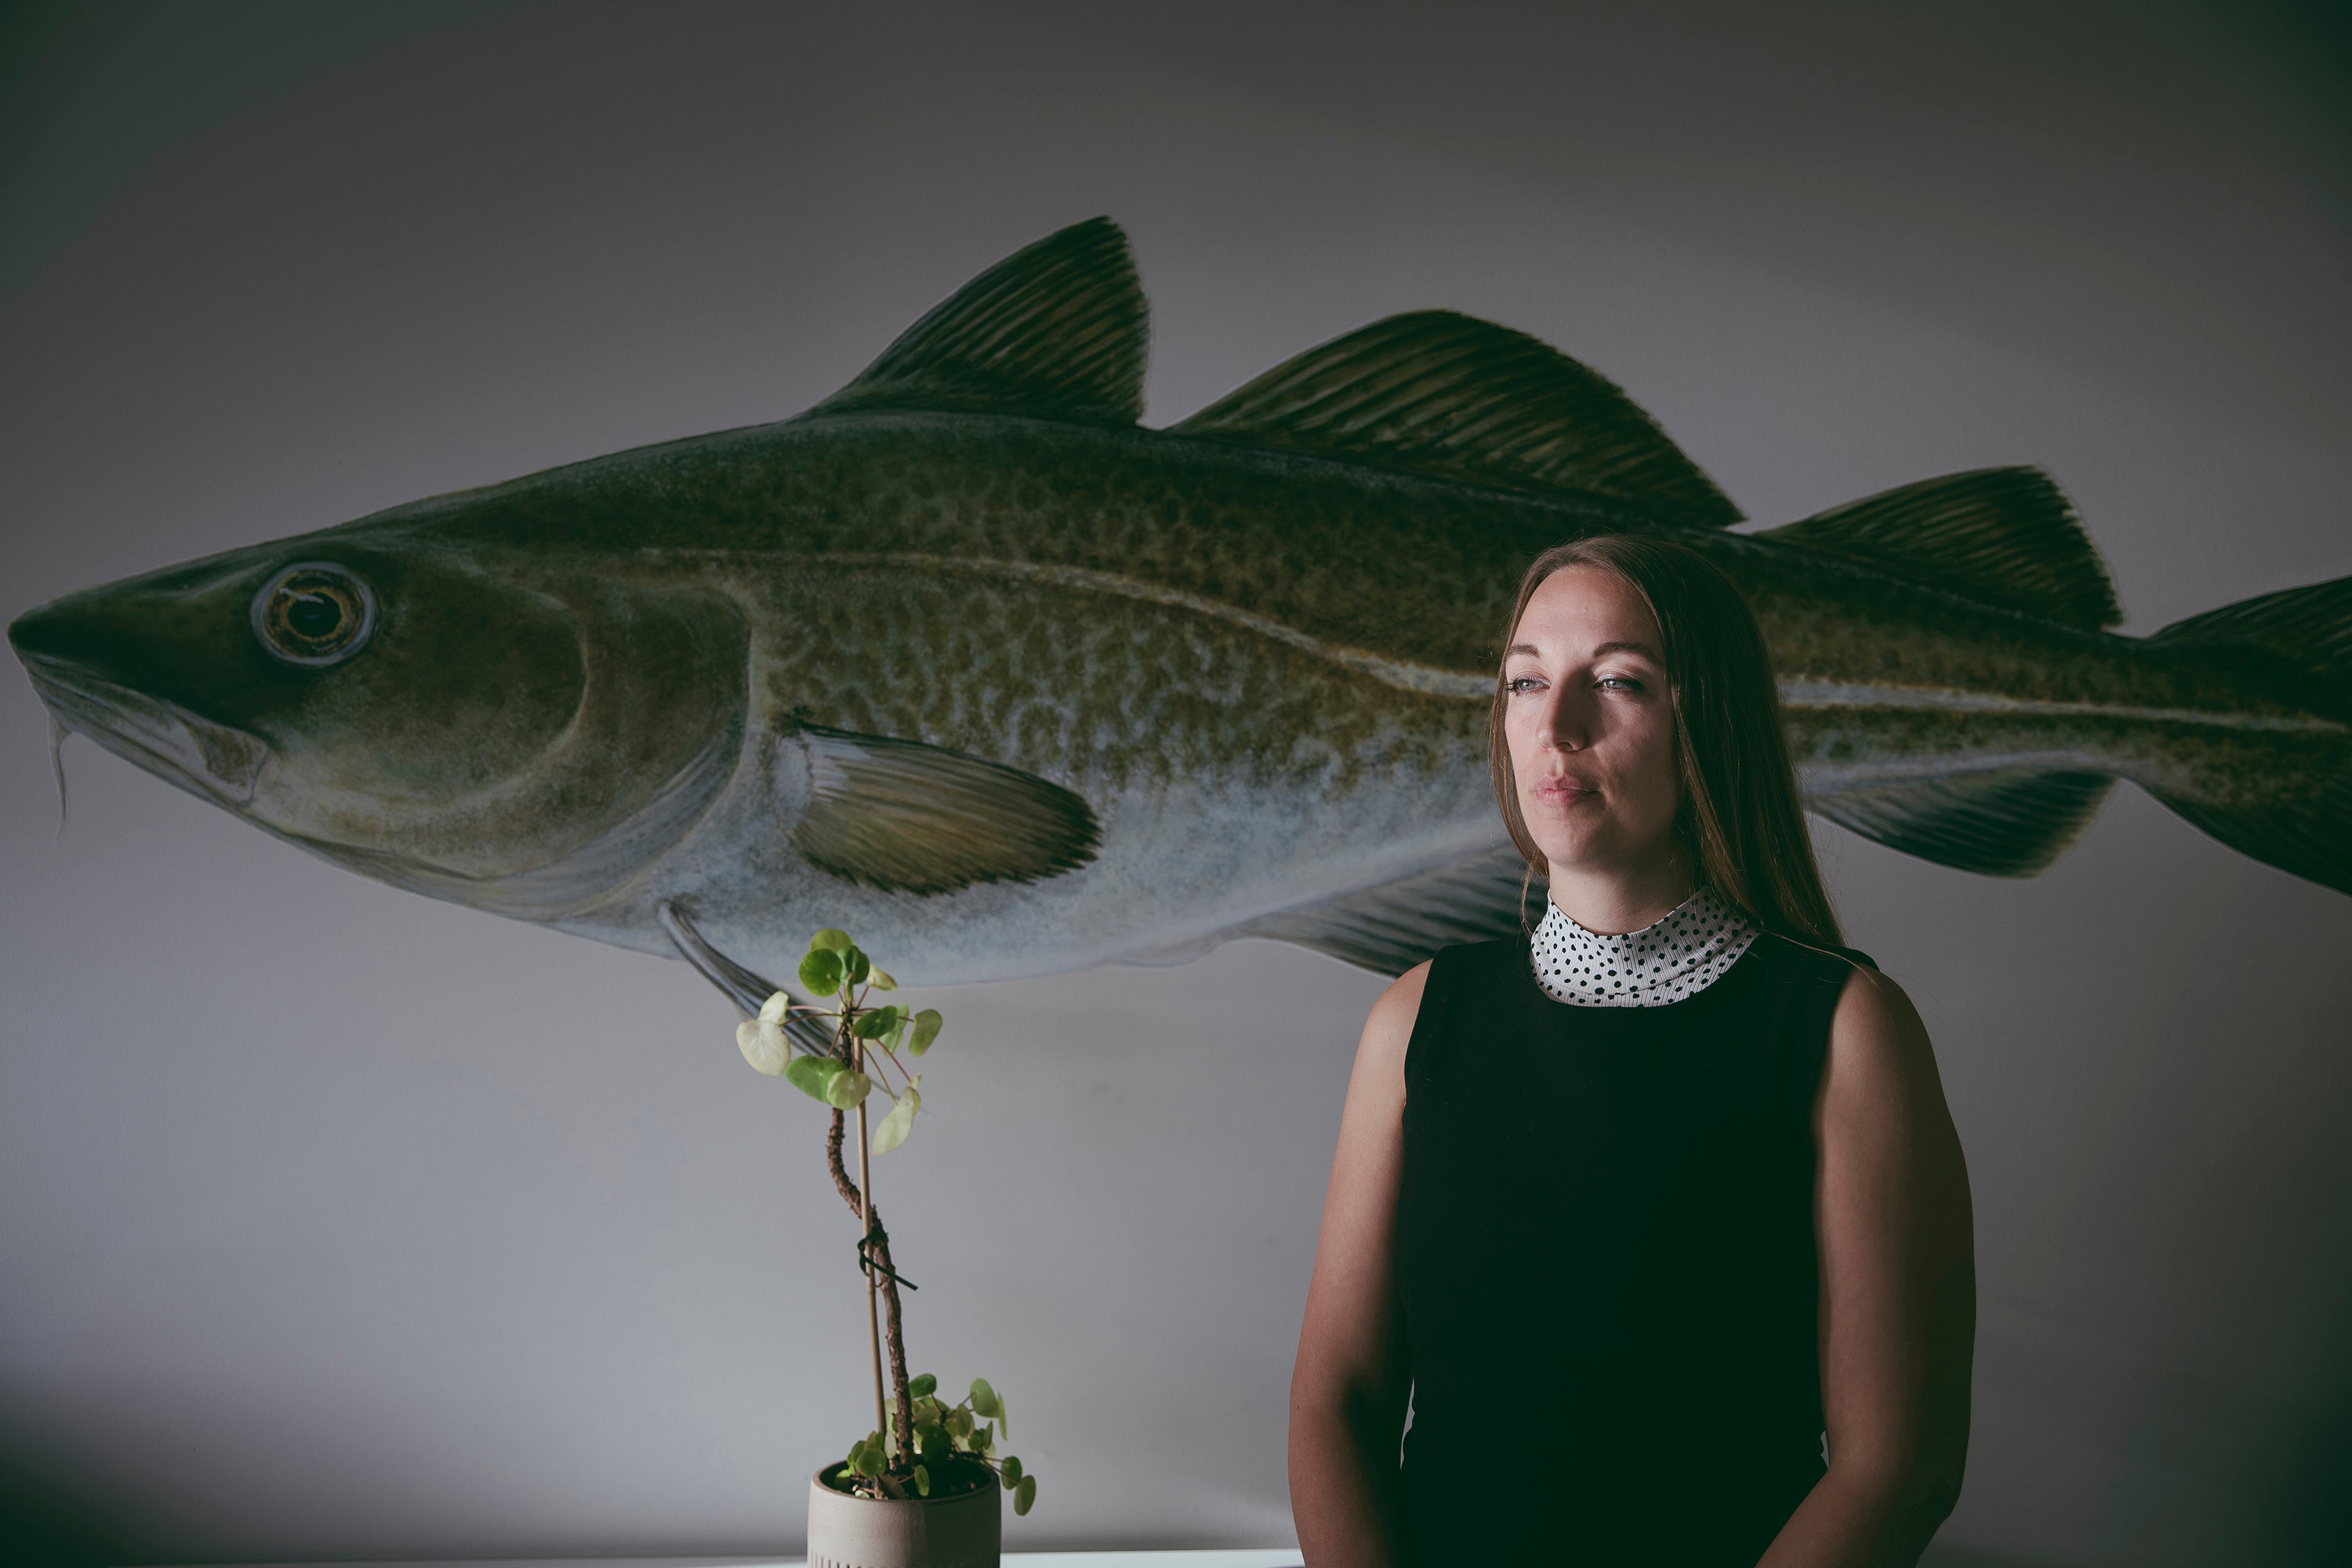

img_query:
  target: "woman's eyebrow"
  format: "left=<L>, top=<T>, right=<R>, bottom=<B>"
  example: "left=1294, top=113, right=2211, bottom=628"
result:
left=1504, top=639, right=1663, bottom=662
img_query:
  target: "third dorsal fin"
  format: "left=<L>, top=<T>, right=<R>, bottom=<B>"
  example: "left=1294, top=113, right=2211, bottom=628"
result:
left=804, top=216, right=1148, bottom=426
left=1759, top=467, right=2122, bottom=630
left=1171, top=310, right=1742, bottom=527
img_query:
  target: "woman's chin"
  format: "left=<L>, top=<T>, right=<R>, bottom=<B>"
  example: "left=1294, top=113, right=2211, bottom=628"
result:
left=1530, top=827, right=1614, bottom=872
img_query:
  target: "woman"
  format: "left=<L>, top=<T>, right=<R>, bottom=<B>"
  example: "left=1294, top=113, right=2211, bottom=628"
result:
left=1288, top=535, right=1976, bottom=1566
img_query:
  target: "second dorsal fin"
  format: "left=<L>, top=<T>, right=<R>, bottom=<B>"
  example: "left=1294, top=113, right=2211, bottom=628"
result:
left=1171, top=310, right=1742, bottom=527
left=1759, top=467, right=2122, bottom=630
left=804, top=216, right=1148, bottom=426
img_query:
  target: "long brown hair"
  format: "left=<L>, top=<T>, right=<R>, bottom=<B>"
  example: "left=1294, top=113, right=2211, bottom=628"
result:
left=1486, top=534, right=1844, bottom=948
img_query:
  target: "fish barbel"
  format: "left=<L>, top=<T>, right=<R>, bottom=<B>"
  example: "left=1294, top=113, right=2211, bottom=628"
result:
left=10, top=219, right=2349, bottom=1004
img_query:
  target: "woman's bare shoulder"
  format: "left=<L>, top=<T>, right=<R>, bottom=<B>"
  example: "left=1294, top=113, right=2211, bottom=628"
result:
left=1369, top=959, right=1434, bottom=1029
left=1352, top=960, right=1433, bottom=1081
left=1829, top=960, right=1930, bottom=1052
left=1820, top=959, right=1953, bottom=1138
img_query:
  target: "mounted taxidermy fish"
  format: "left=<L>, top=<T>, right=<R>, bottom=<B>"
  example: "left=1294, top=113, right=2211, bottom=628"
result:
left=11, top=218, right=2350, bottom=1014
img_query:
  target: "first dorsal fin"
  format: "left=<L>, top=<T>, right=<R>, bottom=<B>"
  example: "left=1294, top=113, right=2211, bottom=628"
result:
left=1171, top=310, right=1742, bottom=527
left=804, top=216, right=1148, bottom=426
left=1759, top=467, right=2122, bottom=630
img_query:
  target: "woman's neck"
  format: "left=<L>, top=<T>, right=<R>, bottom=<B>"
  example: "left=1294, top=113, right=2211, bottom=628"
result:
left=1545, top=854, right=1697, bottom=937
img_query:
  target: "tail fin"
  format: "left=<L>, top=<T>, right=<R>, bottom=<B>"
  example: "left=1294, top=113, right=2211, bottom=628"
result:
left=2145, top=574, right=2352, bottom=896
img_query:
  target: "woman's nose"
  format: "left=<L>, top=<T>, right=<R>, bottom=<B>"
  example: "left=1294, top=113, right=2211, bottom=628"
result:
left=1546, top=689, right=1592, bottom=753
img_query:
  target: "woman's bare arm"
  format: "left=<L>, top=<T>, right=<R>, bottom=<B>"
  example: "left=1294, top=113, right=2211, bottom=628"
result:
left=1288, top=961, right=1427, bottom=1567
left=1759, top=966, right=1978, bottom=1568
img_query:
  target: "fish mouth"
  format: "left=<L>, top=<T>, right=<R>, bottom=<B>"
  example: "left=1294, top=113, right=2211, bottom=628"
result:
left=16, top=651, right=270, bottom=807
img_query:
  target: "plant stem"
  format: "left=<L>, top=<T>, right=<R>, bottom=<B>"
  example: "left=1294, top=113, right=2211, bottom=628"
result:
left=855, top=1037, right=887, bottom=1445
left=876, top=1232, right=914, bottom=1472
left=826, top=1036, right=917, bottom=1485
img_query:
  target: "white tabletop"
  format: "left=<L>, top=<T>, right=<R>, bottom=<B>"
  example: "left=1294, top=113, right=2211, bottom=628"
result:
left=185, top=1554, right=1304, bottom=1568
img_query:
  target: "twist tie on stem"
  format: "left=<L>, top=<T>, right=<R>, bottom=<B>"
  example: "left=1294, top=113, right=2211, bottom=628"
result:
left=858, top=1234, right=917, bottom=1290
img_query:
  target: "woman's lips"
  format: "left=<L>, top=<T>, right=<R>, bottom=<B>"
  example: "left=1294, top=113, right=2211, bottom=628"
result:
left=1530, top=775, right=1597, bottom=806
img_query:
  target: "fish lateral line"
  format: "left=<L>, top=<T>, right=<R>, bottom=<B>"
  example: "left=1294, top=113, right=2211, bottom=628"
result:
left=1777, top=681, right=2348, bottom=735
left=800, top=550, right=1497, bottom=699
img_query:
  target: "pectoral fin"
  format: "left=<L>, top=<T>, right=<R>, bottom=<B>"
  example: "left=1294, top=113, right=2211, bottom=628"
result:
left=788, top=725, right=1101, bottom=895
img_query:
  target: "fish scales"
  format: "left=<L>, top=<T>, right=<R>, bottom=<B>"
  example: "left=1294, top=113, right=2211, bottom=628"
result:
left=11, top=217, right=2348, bottom=996
left=484, top=415, right=2340, bottom=835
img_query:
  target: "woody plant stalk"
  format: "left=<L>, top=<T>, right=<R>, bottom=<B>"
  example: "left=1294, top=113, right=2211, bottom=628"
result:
left=735, top=927, right=1036, bottom=1513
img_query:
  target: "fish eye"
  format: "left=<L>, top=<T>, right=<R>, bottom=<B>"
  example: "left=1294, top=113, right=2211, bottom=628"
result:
left=252, top=562, right=377, bottom=666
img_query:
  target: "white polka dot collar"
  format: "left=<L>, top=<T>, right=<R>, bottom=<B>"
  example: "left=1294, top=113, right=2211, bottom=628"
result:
left=1528, top=884, right=1759, bottom=1007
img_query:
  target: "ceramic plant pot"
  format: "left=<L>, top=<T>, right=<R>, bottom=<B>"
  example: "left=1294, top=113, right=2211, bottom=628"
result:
left=805, top=1464, right=1002, bottom=1568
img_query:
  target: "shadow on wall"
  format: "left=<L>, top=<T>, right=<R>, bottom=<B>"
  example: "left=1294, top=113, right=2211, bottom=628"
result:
left=0, top=1478, right=118, bottom=1568
left=2259, top=1376, right=2352, bottom=1563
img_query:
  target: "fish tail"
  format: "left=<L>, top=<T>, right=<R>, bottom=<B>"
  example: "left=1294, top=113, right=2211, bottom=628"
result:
left=2145, top=573, right=2352, bottom=895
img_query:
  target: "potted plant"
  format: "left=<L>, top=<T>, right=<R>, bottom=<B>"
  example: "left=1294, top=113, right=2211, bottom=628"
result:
left=731, top=927, right=1036, bottom=1568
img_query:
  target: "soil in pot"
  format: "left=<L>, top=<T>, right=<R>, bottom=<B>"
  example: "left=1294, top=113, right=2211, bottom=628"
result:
left=817, top=1453, right=997, bottom=1501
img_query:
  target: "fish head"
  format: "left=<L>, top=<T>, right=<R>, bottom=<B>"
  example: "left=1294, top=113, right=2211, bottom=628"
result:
left=10, top=518, right=749, bottom=917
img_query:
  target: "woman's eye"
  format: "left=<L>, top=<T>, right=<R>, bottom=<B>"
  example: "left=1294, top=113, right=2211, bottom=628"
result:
left=1597, top=675, right=1644, bottom=691
left=1505, top=676, right=1544, bottom=694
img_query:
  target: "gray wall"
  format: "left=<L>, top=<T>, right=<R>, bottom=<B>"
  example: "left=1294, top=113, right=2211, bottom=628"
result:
left=3, top=2, right=2349, bottom=1562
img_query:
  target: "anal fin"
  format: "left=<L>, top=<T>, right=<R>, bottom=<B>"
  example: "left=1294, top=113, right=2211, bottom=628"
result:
left=1809, top=768, right=2115, bottom=877
left=1235, top=845, right=1541, bottom=976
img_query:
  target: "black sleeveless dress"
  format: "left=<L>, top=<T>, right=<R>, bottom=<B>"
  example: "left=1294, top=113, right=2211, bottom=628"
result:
left=1395, top=929, right=1873, bottom=1566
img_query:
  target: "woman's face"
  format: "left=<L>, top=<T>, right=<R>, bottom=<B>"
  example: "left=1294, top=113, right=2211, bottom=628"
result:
left=1501, top=564, right=1684, bottom=880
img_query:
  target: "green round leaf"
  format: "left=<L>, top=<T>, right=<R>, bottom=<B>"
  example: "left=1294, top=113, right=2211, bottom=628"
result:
left=811, top=928, right=853, bottom=953
left=823, top=1068, right=874, bottom=1109
left=871, top=1102, right=913, bottom=1153
left=872, top=1080, right=921, bottom=1155
left=798, top=949, right=843, bottom=995
left=735, top=1018, right=790, bottom=1076
left=1014, top=1473, right=1036, bottom=1515
left=868, top=966, right=898, bottom=991
left=999, top=1454, right=1022, bottom=1487
left=842, top=946, right=871, bottom=985
left=912, top=1464, right=931, bottom=1497
left=909, top=1372, right=938, bottom=1399
left=909, top=1009, right=944, bottom=1056
left=784, top=1054, right=844, bottom=1103
left=968, top=1377, right=1000, bottom=1421
left=758, top=990, right=792, bottom=1025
